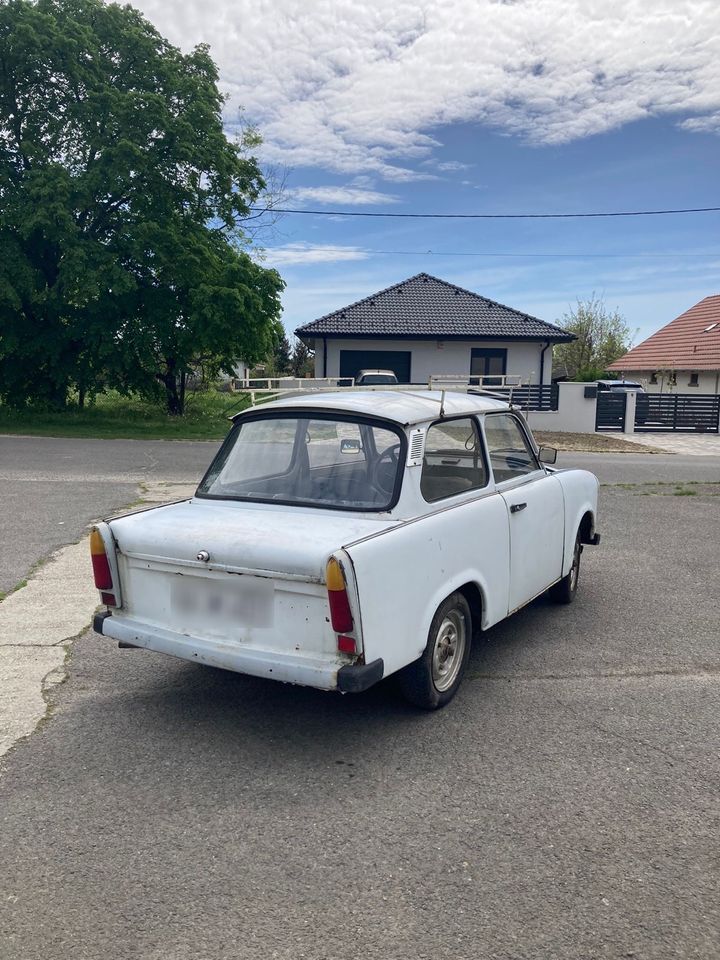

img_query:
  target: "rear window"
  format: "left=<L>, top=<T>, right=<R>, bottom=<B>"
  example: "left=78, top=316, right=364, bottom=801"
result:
left=358, top=374, right=397, bottom=384
left=197, top=415, right=405, bottom=510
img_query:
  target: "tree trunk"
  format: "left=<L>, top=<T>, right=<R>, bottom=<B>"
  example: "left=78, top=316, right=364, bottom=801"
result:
left=159, top=360, right=183, bottom=415
left=47, top=380, right=68, bottom=411
left=164, top=379, right=182, bottom=415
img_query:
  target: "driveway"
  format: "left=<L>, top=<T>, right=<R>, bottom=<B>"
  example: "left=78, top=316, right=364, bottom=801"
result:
left=626, top=431, right=720, bottom=455
left=1, top=437, right=719, bottom=960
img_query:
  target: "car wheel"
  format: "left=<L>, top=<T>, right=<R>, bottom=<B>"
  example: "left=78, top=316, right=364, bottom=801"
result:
left=549, top=533, right=582, bottom=604
left=398, top=592, right=472, bottom=710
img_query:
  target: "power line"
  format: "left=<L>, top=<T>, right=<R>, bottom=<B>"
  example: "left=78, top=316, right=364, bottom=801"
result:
left=366, top=249, right=720, bottom=259
left=266, top=246, right=720, bottom=260
left=252, top=204, right=720, bottom=219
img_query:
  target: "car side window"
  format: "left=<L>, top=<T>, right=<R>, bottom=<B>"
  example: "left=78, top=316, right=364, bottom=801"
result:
left=483, top=414, right=540, bottom=483
left=420, top=418, right=487, bottom=502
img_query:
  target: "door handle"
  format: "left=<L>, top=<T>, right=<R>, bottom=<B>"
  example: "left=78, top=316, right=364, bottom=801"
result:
left=510, top=502, right=527, bottom=513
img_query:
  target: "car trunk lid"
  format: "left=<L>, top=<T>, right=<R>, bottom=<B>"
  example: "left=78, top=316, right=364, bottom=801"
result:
left=109, top=497, right=397, bottom=581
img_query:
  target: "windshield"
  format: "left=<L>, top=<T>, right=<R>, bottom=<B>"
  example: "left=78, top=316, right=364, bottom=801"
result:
left=197, top=415, right=405, bottom=510
left=359, top=374, right=396, bottom=384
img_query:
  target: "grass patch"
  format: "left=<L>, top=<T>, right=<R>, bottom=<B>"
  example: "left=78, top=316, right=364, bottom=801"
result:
left=0, top=389, right=251, bottom=440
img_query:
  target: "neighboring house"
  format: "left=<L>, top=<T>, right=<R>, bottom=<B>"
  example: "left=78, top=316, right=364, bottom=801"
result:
left=608, top=295, right=720, bottom=393
left=295, top=273, right=573, bottom=384
left=232, top=360, right=252, bottom=381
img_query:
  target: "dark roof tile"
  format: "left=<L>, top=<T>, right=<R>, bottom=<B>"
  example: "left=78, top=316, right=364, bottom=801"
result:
left=295, top=273, right=574, bottom=342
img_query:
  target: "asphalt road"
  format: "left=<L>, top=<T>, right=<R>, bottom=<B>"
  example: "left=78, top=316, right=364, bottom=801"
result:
left=0, top=436, right=218, bottom=594
left=1, top=437, right=719, bottom=959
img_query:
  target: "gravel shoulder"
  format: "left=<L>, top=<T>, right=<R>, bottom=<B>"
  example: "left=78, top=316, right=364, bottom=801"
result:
left=534, top=430, right=666, bottom=453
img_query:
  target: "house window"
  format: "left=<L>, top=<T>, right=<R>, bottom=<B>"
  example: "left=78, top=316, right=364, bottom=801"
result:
left=688, top=372, right=699, bottom=387
left=649, top=372, right=658, bottom=384
left=470, top=348, right=507, bottom=386
left=669, top=372, right=677, bottom=386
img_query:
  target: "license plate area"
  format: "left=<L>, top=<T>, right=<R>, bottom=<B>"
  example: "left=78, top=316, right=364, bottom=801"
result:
left=171, top=573, right=275, bottom=631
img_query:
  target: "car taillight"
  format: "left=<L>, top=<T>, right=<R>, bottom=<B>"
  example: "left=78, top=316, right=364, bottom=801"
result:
left=326, top=557, right=354, bottom=636
left=90, top=528, right=117, bottom=606
left=337, top=635, right=357, bottom=655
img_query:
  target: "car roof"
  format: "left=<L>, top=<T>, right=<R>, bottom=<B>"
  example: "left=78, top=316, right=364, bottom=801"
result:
left=234, top=390, right=510, bottom=426
left=358, top=369, right=396, bottom=375
left=598, top=379, right=641, bottom=386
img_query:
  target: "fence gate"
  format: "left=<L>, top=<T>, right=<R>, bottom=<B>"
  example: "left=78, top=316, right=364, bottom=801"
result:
left=634, top=394, right=720, bottom=433
left=595, top=392, right=627, bottom=431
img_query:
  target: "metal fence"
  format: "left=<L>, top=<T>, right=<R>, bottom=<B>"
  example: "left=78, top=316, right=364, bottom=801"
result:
left=634, top=394, right=720, bottom=433
left=595, top=393, right=627, bottom=432
left=429, top=379, right=559, bottom=411
left=500, top=384, right=559, bottom=412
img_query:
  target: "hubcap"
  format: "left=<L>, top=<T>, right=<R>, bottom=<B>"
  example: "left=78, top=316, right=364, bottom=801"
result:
left=431, top=610, right=466, bottom=692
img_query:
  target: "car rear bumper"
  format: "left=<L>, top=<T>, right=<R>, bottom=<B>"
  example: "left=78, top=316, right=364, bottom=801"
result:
left=93, top=612, right=383, bottom=693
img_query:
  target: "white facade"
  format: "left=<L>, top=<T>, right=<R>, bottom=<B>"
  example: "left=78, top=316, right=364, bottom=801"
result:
left=619, top=369, right=720, bottom=395
left=524, top=382, right=598, bottom=434
left=311, top=337, right=554, bottom=385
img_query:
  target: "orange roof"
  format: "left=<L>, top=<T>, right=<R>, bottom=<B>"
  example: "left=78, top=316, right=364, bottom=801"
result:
left=608, top=295, right=720, bottom=371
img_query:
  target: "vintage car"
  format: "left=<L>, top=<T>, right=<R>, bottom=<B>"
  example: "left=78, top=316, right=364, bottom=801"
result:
left=91, top=390, right=600, bottom=709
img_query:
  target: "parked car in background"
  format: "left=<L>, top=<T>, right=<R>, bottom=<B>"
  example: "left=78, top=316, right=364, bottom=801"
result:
left=91, top=390, right=600, bottom=709
left=597, top=379, right=645, bottom=393
left=355, top=369, right=399, bottom=385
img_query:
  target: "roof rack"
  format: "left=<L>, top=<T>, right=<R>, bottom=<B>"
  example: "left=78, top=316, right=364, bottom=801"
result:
left=227, top=374, right=527, bottom=412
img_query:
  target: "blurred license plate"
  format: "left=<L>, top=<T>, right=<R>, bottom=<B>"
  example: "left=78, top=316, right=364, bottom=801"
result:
left=172, top=575, right=274, bottom=629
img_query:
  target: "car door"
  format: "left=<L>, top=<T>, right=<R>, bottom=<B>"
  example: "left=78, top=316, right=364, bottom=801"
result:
left=482, top=412, right=565, bottom=613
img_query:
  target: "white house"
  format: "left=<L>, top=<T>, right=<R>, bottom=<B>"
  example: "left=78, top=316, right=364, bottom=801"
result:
left=295, top=273, right=573, bottom=385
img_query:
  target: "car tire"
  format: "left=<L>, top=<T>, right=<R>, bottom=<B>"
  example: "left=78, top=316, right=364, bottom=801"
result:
left=549, top=533, right=582, bottom=604
left=398, top=592, right=472, bottom=710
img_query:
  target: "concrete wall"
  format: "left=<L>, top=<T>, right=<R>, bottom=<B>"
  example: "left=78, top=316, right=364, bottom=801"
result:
left=620, top=369, right=720, bottom=395
left=312, top=338, right=553, bottom=384
left=524, top=382, right=597, bottom=434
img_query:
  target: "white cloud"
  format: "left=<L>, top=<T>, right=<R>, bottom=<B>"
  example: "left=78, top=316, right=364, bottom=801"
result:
left=133, top=0, right=720, bottom=177
left=423, top=160, right=472, bottom=172
left=261, top=242, right=370, bottom=266
left=680, top=113, right=720, bottom=133
left=287, top=185, right=400, bottom=205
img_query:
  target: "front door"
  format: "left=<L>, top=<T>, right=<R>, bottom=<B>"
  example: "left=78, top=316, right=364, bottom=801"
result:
left=482, top=412, right=564, bottom=612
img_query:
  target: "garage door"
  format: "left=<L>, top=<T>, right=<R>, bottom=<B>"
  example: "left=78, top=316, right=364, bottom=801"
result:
left=339, top=350, right=412, bottom=383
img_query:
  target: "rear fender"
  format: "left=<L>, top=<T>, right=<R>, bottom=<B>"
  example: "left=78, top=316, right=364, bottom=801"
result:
left=555, top=470, right=600, bottom=576
left=345, top=494, right=510, bottom=678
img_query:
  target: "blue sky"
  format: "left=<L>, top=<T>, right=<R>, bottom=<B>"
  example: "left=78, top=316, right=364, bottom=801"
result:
left=134, top=0, right=720, bottom=344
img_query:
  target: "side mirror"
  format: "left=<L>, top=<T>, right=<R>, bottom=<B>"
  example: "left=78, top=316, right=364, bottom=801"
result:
left=538, top=446, right=557, bottom=465
left=340, top=438, right=361, bottom=455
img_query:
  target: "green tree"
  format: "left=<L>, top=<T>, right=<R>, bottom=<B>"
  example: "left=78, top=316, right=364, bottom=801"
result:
left=0, top=0, right=283, bottom=413
left=290, top=337, right=313, bottom=378
left=554, top=295, right=633, bottom=381
left=271, top=332, right=292, bottom=376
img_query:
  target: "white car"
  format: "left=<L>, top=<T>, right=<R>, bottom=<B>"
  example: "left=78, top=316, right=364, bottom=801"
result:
left=354, top=369, right=399, bottom=385
left=91, top=391, right=600, bottom=709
